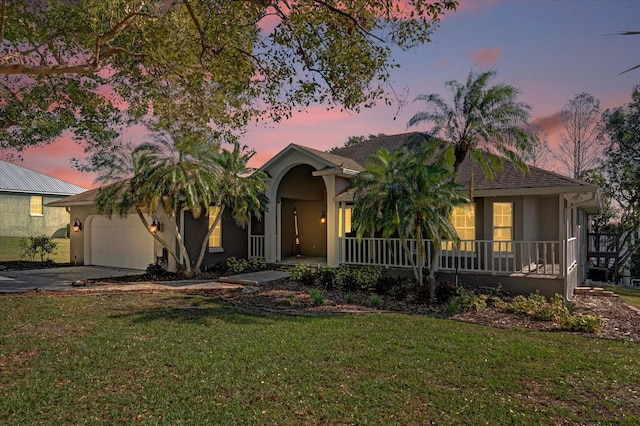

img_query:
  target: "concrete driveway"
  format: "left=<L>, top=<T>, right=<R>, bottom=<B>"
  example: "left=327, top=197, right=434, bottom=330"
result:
left=0, top=266, right=144, bottom=293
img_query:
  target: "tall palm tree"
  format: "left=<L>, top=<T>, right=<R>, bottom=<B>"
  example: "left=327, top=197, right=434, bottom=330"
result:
left=96, top=134, right=267, bottom=276
left=96, top=136, right=222, bottom=276
left=193, top=141, right=268, bottom=270
left=351, top=142, right=467, bottom=284
left=407, top=69, right=533, bottom=178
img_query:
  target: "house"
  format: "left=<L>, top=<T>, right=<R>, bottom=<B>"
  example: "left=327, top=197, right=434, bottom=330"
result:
left=252, top=133, right=601, bottom=300
left=0, top=160, right=87, bottom=238
left=50, top=133, right=601, bottom=300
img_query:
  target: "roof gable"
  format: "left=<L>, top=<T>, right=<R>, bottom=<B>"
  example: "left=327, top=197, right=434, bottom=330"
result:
left=259, top=143, right=363, bottom=175
left=0, top=160, right=87, bottom=196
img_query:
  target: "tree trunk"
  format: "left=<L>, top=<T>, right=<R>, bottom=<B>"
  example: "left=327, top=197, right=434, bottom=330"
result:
left=400, top=237, right=420, bottom=284
left=172, top=220, right=192, bottom=277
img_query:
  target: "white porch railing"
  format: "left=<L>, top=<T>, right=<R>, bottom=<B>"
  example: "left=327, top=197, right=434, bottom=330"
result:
left=249, top=235, right=265, bottom=259
left=339, top=237, right=569, bottom=277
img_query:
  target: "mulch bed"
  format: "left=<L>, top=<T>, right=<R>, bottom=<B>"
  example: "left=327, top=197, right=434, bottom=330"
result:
left=2, top=262, right=639, bottom=343
left=187, top=278, right=640, bottom=343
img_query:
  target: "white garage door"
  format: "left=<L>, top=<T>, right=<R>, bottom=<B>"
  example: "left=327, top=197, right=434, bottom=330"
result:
left=89, top=215, right=154, bottom=270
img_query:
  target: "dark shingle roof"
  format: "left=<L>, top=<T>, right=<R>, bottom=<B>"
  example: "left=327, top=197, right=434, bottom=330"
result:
left=294, top=144, right=364, bottom=172
left=328, top=132, right=596, bottom=192
left=46, top=187, right=101, bottom=206
left=0, top=160, right=87, bottom=196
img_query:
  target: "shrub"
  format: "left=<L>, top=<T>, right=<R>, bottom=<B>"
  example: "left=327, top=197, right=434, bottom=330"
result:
left=335, top=265, right=381, bottom=293
left=290, top=263, right=317, bottom=286
left=504, top=292, right=549, bottom=316
left=435, top=281, right=457, bottom=304
left=145, top=263, right=168, bottom=279
left=411, top=280, right=433, bottom=304
left=374, top=274, right=396, bottom=295
left=455, top=287, right=487, bottom=312
left=445, top=299, right=461, bottom=314
left=316, top=266, right=337, bottom=289
left=370, top=294, right=383, bottom=308
left=225, top=256, right=250, bottom=274
left=531, top=294, right=570, bottom=322
left=309, top=288, right=325, bottom=306
left=20, top=235, right=57, bottom=264
left=560, top=314, right=605, bottom=333
left=345, top=292, right=356, bottom=304
left=248, top=257, right=267, bottom=271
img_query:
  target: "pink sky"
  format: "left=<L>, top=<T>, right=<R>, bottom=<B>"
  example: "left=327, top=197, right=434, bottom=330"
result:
left=8, top=0, right=640, bottom=189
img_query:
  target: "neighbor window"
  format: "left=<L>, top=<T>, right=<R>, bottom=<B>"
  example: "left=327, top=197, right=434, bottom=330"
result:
left=208, top=207, right=222, bottom=250
left=30, top=196, right=43, bottom=216
left=442, top=204, right=475, bottom=251
left=493, top=202, right=513, bottom=252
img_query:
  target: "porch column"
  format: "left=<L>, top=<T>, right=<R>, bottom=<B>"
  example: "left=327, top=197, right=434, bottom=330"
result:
left=321, top=175, right=339, bottom=267
left=264, top=184, right=278, bottom=264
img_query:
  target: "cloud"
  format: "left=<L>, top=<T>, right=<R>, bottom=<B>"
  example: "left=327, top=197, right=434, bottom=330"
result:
left=471, top=47, right=501, bottom=68
left=456, top=0, right=501, bottom=13
left=531, top=111, right=562, bottom=135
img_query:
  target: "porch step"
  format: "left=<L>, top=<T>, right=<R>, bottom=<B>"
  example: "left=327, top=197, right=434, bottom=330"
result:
left=574, top=287, right=619, bottom=297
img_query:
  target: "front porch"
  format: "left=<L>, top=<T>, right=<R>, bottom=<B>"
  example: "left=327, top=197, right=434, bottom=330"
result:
left=249, top=235, right=577, bottom=277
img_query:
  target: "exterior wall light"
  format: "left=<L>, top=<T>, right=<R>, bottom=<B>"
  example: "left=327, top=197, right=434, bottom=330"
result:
left=149, top=216, right=161, bottom=234
left=320, top=212, right=327, bottom=224
left=72, top=218, right=82, bottom=233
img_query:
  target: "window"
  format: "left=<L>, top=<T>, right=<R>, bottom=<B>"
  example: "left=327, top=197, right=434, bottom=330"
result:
left=493, top=202, right=513, bottom=252
left=442, top=204, right=475, bottom=251
left=208, top=207, right=222, bottom=250
left=30, top=195, right=43, bottom=216
left=339, top=206, right=352, bottom=236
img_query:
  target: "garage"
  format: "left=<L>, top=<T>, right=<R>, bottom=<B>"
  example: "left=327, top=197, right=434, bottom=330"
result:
left=88, top=215, right=154, bottom=270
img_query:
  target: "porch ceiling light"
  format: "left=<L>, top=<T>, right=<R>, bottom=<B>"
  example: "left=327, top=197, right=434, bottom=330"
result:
left=149, top=216, right=161, bottom=234
left=72, top=218, right=82, bottom=233
left=320, top=211, right=327, bottom=224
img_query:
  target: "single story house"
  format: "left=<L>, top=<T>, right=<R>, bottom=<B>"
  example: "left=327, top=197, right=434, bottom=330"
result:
left=0, top=160, right=87, bottom=238
left=51, top=133, right=601, bottom=300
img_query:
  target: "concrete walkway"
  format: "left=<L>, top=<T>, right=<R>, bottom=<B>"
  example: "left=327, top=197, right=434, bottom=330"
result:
left=0, top=266, right=289, bottom=293
left=219, top=270, right=291, bottom=286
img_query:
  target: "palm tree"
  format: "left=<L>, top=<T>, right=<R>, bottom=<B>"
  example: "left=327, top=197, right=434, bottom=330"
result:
left=193, top=141, right=268, bottom=270
left=614, top=31, right=639, bottom=74
left=351, top=142, right=467, bottom=284
left=96, top=134, right=267, bottom=276
left=407, top=69, right=533, bottom=178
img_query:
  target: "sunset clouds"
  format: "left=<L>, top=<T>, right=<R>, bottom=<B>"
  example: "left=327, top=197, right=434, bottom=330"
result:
left=472, top=47, right=501, bottom=68
left=5, top=0, right=640, bottom=187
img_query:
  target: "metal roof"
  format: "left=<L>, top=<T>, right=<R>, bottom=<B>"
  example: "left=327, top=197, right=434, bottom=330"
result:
left=0, top=160, right=87, bottom=196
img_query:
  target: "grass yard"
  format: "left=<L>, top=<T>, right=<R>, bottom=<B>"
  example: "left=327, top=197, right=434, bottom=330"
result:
left=0, top=237, right=69, bottom=263
left=605, top=285, right=640, bottom=309
left=1, top=292, right=638, bottom=425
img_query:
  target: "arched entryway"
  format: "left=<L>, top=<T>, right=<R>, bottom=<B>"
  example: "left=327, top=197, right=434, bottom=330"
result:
left=277, top=164, right=327, bottom=262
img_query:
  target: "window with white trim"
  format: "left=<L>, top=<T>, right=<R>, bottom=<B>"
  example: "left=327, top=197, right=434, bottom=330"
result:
left=208, top=207, right=222, bottom=250
left=30, top=195, right=43, bottom=216
left=442, top=204, right=475, bottom=251
left=493, top=202, right=513, bottom=252
left=339, top=206, right=352, bottom=236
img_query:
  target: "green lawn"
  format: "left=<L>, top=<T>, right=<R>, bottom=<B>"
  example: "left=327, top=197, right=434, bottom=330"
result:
left=1, top=292, right=638, bottom=425
left=604, top=285, right=640, bottom=309
left=0, top=237, right=69, bottom=263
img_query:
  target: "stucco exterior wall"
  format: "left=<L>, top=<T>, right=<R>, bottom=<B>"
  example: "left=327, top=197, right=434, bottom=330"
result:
left=437, top=271, right=565, bottom=300
left=182, top=212, right=249, bottom=270
left=0, top=192, right=72, bottom=238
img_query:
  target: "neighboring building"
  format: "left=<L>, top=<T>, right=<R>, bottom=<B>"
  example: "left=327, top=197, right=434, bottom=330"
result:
left=0, top=160, right=87, bottom=238
left=50, top=133, right=601, bottom=300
